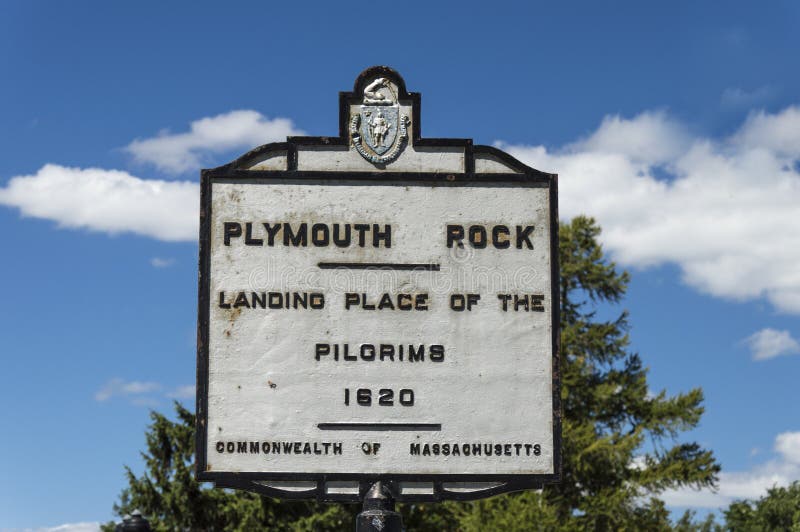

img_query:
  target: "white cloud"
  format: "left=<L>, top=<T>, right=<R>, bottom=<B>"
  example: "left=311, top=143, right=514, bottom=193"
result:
left=661, top=430, right=800, bottom=509
left=743, top=328, right=800, bottom=361
left=0, top=111, right=304, bottom=240
left=502, top=105, right=800, bottom=314
left=0, top=164, right=198, bottom=241
left=775, top=431, right=800, bottom=464
left=125, top=110, right=303, bottom=173
left=167, top=384, right=196, bottom=399
left=150, top=257, right=175, bottom=268
left=95, top=378, right=161, bottom=402
left=571, top=110, right=690, bottom=165
left=734, top=107, right=800, bottom=157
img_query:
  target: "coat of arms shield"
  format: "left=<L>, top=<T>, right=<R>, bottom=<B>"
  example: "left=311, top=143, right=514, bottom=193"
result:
left=350, top=76, right=410, bottom=164
left=360, top=106, right=399, bottom=156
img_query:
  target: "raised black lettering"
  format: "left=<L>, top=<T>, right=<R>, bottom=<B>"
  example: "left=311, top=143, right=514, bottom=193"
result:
left=353, top=224, right=370, bottom=247
left=408, top=345, right=424, bottom=362
left=223, top=222, right=242, bottom=246
left=360, top=344, right=375, bottom=361
left=332, top=224, right=351, bottom=247
left=315, top=344, right=330, bottom=361
left=377, top=293, right=395, bottom=310
left=268, top=292, right=283, bottom=309
left=516, top=225, right=534, bottom=249
left=492, top=225, right=510, bottom=248
left=345, top=293, right=359, bottom=310
left=293, top=292, right=308, bottom=309
left=251, top=292, right=266, bottom=309
left=233, top=292, right=250, bottom=309
left=310, top=293, right=325, bottom=309
left=344, top=345, right=356, bottom=361
left=263, top=223, right=281, bottom=246
left=429, top=345, right=445, bottom=362
left=446, top=225, right=464, bottom=248
left=498, top=294, right=512, bottom=311
left=379, top=344, right=394, bottom=361
left=361, top=293, right=375, bottom=310
left=311, top=223, right=330, bottom=246
left=397, top=294, right=412, bottom=311
left=469, top=225, right=487, bottom=248
left=373, top=224, right=391, bottom=248
left=284, top=223, right=307, bottom=247
left=244, top=222, right=263, bottom=246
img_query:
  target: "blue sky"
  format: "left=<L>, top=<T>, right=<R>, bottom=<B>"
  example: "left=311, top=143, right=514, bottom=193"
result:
left=2, top=1, right=800, bottom=528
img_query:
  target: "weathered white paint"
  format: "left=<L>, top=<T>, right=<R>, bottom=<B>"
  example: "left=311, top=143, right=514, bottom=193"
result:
left=474, top=152, right=523, bottom=174
left=294, top=144, right=466, bottom=173
left=206, top=181, right=554, bottom=476
left=248, top=151, right=288, bottom=171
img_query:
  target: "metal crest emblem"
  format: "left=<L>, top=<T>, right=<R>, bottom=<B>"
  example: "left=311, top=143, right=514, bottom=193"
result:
left=350, top=77, right=410, bottom=164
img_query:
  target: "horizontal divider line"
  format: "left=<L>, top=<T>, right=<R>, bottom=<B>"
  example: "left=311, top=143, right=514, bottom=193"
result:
left=318, top=262, right=441, bottom=271
left=317, top=422, right=442, bottom=431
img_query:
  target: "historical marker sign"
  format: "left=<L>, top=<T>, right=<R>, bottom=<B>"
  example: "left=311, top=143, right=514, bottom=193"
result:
left=196, top=67, right=560, bottom=501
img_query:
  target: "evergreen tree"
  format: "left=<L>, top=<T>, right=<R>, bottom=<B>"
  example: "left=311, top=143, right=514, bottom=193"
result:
left=724, top=481, right=800, bottom=531
left=101, top=403, right=355, bottom=531
left=673, top=510, right=722, bottom=532
left=106, top=216, right=720, bottom=530
left=553, top=215, right=718, bottom=525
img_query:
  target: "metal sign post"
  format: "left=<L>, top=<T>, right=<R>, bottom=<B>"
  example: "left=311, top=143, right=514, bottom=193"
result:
left=355, top=482, right=403, bottom=532
left=196, top=67, right=560, bottom=524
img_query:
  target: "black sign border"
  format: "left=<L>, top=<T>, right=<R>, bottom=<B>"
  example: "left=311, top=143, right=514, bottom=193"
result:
left=196, top=67, right=561, bottom=502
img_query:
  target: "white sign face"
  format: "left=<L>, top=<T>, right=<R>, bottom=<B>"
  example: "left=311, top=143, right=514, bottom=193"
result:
left=201, top=179, right=556, bottom=478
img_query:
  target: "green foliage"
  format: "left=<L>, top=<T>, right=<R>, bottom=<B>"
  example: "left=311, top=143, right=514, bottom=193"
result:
left=673, top=510, right=722, bottom=532
left=107, top=216, right=721, bottom=530
left=724, top=481, right=800, bottom=531
left=101, top=402, right=357, bottom=531
left=547, top=216, right=718, bottom=527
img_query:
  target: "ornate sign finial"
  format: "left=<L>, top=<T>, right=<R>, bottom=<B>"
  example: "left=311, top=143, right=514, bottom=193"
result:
left=350, top=75, right=410, bottom=164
